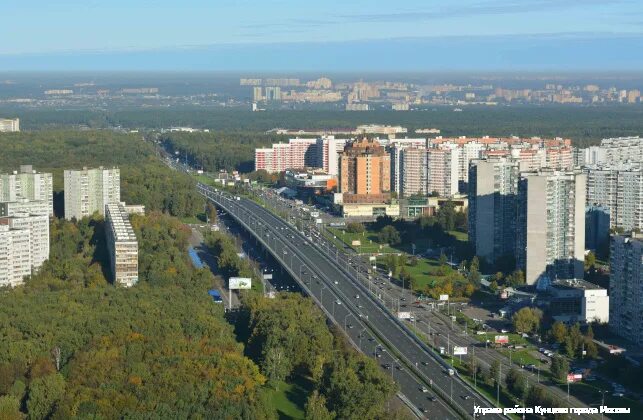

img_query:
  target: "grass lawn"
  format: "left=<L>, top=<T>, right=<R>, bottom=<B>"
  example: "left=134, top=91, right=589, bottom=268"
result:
left=269, top=377, right=312, bottom=420
left=448, top=230, right=468, bottom=242
left=327, top=227, right=398, bottom=254
left=499, top=349, right=541, bottom=367
left=180, top=213, right=207, bottom=224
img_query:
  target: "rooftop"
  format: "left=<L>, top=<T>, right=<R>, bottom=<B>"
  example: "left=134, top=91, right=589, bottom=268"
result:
left=106, top=203, right=137, bottom=242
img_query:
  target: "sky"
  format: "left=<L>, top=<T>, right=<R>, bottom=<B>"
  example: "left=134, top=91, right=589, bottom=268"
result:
left=2, top=0, right=643, bottom=71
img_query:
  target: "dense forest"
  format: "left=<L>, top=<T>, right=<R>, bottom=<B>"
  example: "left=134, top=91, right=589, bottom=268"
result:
left=0, top=214, right=402, bottom=419
left=3, top=106, right=643, bottom=146
left=0, top=130, right=204, bottom=218
left=0, top=214, right=277, bottom=419
left=160, top=131, right=287, bottom=173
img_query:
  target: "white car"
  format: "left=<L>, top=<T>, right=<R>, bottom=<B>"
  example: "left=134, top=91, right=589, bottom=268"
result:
left=421, top=387, right=428, bottom=393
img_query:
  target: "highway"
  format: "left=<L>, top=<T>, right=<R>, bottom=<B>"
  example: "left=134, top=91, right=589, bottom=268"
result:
left=256, top=187, right=594, bottom=416
left=199, top=184, right=504, bottom=420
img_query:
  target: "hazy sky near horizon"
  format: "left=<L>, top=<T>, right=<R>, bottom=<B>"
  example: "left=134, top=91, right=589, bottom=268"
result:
left=3, top=0, right=642, bottom=54
left=2, top=0, right=643, bottom=70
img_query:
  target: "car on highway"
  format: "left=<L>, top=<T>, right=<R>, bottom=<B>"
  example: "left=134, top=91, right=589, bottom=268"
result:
left=428, top=396, right=437, bottom=402
left=462, top=395, right=471, bottom=400
left=420, top=386, right=428, bottom=393
left=382, top=364, right=391, bottom=369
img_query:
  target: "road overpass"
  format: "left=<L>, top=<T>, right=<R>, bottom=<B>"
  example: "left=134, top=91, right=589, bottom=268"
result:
left=199, top=183, right=504, bottom=420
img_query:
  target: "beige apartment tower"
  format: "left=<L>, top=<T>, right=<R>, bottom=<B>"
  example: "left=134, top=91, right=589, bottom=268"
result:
left=105, top=203, right=139, bottom=287
left=64, top=167, right=120, bottom=220
left=516, top=170, right=586, bottom=285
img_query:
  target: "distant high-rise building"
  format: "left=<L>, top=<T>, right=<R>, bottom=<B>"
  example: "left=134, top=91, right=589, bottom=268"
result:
left=585, top=163, right=642, bottom=232
left=0, top=118, right=20, bottom=132
left=609, top=232, right=643, bottom=344
left=339, top=138, right=391, bottom=203
left=468, top=157, right=521, bottom=264
left=105, top=203, right=139, bottom=287
left=427, top=147, right=460, bottom=197
left=0, top=165, right=53, bottom=217
left=400, top=147, right=427, bottom=197
left=252, top=86, right=263, bottom=102
left=264, top=86, right=282, bottom=101
left=0, top=212, right=50, bottom=287
left=64, top=167, right=120, bottom=220
left=516, top=170, right=586, bottom=285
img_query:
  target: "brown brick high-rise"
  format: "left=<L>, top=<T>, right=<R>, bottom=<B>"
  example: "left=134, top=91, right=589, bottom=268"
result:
left=339, top=138, right=391, bottom=204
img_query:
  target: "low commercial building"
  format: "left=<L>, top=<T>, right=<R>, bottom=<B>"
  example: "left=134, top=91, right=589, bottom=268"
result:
left=547, top=279, right=609, bottom=324
left=105, top=203, right=139, bottom=287
left=340, top=202, right=400, bottom=218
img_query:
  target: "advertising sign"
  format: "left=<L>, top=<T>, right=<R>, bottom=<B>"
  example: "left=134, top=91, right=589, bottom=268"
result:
left=453, top=346, right=468, bottom=355
left=397, top=311, right=412, bottom=319
left=439, top=294, right=449, bottom=301
left=229, top=277, right=252, bottom=290
left=494, top=335, right=509, bottom=344
left=352, top=240, right=362, bottom=246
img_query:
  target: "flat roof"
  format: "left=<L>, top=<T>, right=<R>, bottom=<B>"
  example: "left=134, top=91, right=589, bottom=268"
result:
left=106, top=203, right=137, bottom=242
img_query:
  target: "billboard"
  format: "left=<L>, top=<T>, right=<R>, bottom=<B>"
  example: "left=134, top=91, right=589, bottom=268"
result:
left=229, top=277, right=252, bottom=290
left=397, top=311, right=412, bottom=319
left=494, top=335, right=509, bottom=344
left=352, top=240, right=362, bottom=246
left=439, top=294, right=449, bottom=301
left=453, top=346, right=468, bottom=355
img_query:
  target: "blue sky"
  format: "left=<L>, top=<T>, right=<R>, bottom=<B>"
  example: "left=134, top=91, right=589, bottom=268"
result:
left=2, top=0, right=643, bottom=70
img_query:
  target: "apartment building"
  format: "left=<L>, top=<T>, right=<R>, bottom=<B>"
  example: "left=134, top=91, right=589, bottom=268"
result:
left=254, top=138, right=319, bottom=173
left=585, top=163, right=642, bottom=232
left=427, top=147, right=460, bottom=197
left=0, top=224, right=31, bottom=287
left=468, top=157, right=521, bottom=264
left=609, top=233, right=643, bottom=344
left=601, top=136, right=643, bottom=163
left=516, top=170, right=586, bottom=285
left=64, top=167, right=120, bottom=220
left=0, top=198, right=49, bottom=218
left=0, top=118, right=20, bottom=132
left=400, top=147, right=428, bottom=197
left=0, top=165, right=54, bottom=217
left=317, top=136, right=348, bottom=176
left=389, top=138, right=427, bottom=194
left=105, top=203, right=139, bottom=287
left=0, top=212, right=50, bottom=287
left=339, top=138, right=391, bottom=203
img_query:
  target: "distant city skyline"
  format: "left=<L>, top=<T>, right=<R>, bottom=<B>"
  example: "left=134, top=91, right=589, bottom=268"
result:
left=2, top=0, right=643, bottom=71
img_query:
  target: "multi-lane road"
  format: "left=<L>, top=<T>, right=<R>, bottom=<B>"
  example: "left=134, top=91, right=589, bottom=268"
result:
left=199, top=184, right=505, bottom=420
